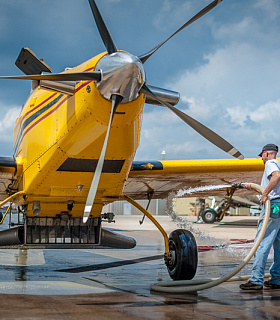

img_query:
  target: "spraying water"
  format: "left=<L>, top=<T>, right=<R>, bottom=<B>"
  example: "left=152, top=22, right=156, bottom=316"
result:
left=166, top=184, right=232, bottom=248
left=176, top=184, right=230, bottom=198
left=166, top=185, right=254, bottom=278
left=162, top=183, right=274, bottom=281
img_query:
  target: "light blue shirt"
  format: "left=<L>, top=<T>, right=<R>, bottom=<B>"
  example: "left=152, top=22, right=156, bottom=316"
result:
left=261, top=159, right=280, bottom=200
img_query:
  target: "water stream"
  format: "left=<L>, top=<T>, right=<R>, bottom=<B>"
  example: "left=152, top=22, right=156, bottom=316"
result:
left=164, top=184, right=275, bottom=278
left=166, top=184, right=231, bottom=247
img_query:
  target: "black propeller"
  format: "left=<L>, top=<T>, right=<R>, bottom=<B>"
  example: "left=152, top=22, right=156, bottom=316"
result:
left=88, top=0, right=117, bottom=54
left=141, top=84, right=244, bottom=160
left=0, top=71, right=101, bottom=82
left=139, top=0, right=223, bottom=63
left=83, top=94, right=123, bottom=222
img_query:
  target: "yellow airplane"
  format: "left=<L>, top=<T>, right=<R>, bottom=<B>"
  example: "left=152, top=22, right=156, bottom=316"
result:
left=0, top=0, right=265, bottom=281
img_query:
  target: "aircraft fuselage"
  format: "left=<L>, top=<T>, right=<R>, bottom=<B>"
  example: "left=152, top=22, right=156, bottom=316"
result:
left=13, top=52, right=145, bottom=218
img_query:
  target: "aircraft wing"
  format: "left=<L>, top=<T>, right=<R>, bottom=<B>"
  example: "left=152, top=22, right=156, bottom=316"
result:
left=230, top=195, right=260, bottom=206
left=0, top=157, right=17, bottom=200
left=213, top=195, right=260, bottom=207
left=123, top=158, right=265, bottom=200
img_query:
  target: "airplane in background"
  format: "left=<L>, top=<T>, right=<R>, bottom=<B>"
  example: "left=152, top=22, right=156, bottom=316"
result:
left=200, top=195, right=260, bottom=223
left=0, top=0, right=266, bottom=281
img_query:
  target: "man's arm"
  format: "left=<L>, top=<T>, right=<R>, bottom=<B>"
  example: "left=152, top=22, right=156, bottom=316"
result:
left=261, top=170, right=280, bottom=203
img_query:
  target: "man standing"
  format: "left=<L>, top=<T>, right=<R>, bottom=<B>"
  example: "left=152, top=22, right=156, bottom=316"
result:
left=194, top=197, right=205, bottom=223
left=240, top=143, right=280, bottom=290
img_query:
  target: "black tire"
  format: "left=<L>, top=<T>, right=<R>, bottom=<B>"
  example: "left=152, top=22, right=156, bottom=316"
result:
left=201, top=208, right=217, bottom=223
left=167, top=229, right=197, bottom=280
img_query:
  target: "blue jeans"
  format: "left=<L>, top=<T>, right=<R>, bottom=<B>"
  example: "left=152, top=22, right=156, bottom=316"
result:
left=249, top=201, right=280, bottom=285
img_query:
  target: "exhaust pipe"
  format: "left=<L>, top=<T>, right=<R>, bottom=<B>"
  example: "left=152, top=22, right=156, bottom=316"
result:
left=100, top=228, right=136, bottom=249
left=0, top=227, right=24, bottom=246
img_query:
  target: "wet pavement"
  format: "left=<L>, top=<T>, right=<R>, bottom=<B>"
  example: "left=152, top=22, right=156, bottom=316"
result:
left=0, top=215, right=279, bottom=319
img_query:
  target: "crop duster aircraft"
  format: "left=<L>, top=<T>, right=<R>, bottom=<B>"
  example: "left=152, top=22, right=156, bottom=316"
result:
left=0, top=0, right=266, bottom=280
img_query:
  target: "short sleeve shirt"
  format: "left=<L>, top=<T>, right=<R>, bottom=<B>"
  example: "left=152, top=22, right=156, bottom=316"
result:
left=261, top=159, right=280, bottom=200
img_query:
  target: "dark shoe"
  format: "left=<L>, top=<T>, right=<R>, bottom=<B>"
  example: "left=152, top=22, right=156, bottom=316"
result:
left=264, top=280, right=280, bottom=289
left=264, top=280, right=272, bottom=287
left=240, top=281, right=263, bottom=290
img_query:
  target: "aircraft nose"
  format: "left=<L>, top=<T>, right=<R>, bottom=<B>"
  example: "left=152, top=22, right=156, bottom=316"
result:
left=95, top=52, right=146, bottom=103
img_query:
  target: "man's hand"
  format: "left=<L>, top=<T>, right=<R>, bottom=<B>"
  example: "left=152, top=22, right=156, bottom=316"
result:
left=261, top=193, right=269, bottom=204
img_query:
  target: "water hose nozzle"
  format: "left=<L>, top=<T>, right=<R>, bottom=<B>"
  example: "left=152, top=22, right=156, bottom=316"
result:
left=231, top=182, right=245, bottom=189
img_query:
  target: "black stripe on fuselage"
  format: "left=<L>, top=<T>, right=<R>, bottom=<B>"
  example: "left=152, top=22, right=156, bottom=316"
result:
left=57, top=158, right=125, bottom=173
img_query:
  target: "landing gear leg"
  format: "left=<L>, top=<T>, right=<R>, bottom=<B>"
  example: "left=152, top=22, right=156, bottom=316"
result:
left=120, top=194, right=198, bottom=280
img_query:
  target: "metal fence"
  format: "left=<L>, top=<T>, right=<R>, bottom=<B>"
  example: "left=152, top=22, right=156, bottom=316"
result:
left=101, top=199, right=167, bottom=215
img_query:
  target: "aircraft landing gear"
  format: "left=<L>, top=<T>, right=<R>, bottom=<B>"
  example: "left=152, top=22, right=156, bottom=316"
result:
left=120, top=194, right=198, bottom=281
left=201, top=187, right=238, bottom=223
left=167, top=229, right=197, bottom=280
left=201, top=208, right=217, bottom=223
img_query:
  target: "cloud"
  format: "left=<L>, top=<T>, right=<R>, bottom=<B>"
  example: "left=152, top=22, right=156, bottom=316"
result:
left=135, top=103, right=226, bottom=160
left=213, top=17, right=259, bottom=42
left=254, top=0, right=280, bottom=20
left=172, top=41, right=280, bottom=109
left=153, top=0, right=195, bottom=31
left=0, top=106, right=20, bottom=141
left=136, top=9, right=280, bottom=161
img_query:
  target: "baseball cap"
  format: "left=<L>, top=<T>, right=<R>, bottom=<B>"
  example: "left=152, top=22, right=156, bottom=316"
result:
left=258, top=143, right=278, bottom=157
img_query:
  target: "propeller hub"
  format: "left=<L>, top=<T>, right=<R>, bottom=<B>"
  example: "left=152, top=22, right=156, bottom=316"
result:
left=95, top=52, right=145, bottom=103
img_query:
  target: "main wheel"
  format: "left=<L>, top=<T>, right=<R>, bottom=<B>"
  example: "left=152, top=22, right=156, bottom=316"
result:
left=201, top=208, right=217, bottom=223
left=167, top=229, right=197, bottom=280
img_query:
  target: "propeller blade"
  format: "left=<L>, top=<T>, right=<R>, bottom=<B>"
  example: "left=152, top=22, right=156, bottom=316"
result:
left=83, top=94, right=123, bottom=223
left=141, top=84, right=244, bottom=160
left=139, top=0, right=222, bottom=63
left=0, top=71, right=101, bottom=82
left=88, top=0, right=117, bottom=54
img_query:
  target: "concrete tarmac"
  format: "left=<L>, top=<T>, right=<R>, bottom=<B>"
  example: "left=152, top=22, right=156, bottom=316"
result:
left=0, top=215, right=279, bottom=319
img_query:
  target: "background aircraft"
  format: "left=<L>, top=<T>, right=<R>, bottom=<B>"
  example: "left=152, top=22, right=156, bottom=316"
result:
left=200, top=195, right=260, bottom=223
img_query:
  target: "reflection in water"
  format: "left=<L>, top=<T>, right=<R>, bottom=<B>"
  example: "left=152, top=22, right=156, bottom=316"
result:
left=15, top=249, right=27, bottom=281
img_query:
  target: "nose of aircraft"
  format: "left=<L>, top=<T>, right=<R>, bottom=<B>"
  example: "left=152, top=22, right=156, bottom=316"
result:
left=95, top=52, right=146, bottom=103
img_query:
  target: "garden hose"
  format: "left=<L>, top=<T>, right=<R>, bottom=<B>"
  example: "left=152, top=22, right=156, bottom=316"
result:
left=151, top=183, right=271, bottom=293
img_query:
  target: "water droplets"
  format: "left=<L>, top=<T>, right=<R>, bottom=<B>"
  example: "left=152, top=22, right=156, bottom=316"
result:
left=176, top=184, right=230, bottom=198
left=166, top=184, right=232, bottom=246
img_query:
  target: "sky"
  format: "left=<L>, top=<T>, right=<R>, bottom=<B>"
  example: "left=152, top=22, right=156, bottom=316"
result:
left=0, top=0, right=279, bottom=161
